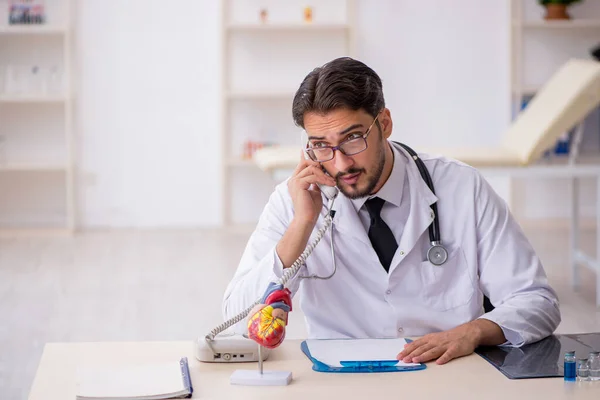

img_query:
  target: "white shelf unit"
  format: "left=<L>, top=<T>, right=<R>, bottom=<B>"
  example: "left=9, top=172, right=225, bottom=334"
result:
left=516, top=19, right=600, bottom=29
left=510, top=0, right=600, bottom=118
left=0, top=93, right=67, bottom=102
left=508, top=0, right=600, bottom=226
left=0, top=24, right=67, bottom=34
left=510, top=0, right=600, bottom=153
left=0, top=163, right=66, bottom=171
left=220, top=0, right=356, bottom=226
left=227, top=22, right=350, bottom=32
left=226, top=90, right=296, bottom=100
left=0, top=0, right=74, bottom=234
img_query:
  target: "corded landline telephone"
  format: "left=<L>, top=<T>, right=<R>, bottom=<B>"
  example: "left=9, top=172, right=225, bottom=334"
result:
left=196, top=157, right=339, bottom=364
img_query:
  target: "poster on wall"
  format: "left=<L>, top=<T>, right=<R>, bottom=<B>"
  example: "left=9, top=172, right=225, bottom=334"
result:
left=8, top=0, right=45, bottom=25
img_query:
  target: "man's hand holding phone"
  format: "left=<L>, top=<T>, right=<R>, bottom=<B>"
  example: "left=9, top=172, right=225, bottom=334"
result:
left=288, top=151, right=336, bottom=226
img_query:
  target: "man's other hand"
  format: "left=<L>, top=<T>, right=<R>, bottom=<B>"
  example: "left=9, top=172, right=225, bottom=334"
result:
left=396, top=319, right=505, bottom=365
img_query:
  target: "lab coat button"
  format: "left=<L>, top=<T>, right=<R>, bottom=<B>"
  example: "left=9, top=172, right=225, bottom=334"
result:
left=398, top=327, right=404, bottom=334
left=399, top=250, right=405, bottom=256
left=386, top=290, right=392, bottom=295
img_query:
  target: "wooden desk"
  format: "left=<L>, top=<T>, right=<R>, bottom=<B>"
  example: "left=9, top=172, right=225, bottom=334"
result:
left=28, top=339, right=599, bottom=399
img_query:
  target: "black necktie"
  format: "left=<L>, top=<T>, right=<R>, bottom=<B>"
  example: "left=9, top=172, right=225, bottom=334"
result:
left=364, top=197, right=398, bottom=272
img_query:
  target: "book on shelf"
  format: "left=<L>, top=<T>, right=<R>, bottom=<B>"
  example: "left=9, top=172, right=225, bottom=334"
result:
left=8, top=0, right=45, bottom=25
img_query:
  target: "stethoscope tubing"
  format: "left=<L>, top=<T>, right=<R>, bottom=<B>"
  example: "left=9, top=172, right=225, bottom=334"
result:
left=393, top=142, right=441, bottom=246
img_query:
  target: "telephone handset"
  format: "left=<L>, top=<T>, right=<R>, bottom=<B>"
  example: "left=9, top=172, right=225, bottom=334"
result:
left=196, top=146, right=339, bottom=363
left=316, top=179, right=339, bottom=201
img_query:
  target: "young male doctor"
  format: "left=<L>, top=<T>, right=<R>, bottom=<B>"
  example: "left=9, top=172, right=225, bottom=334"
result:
left=222, top=57, right=561, bottom=365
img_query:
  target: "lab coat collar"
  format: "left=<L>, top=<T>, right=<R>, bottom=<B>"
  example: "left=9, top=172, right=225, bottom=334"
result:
left=394, top=142, right=438, bottom=206
left=330, top=142, right=438, bottom=254
left=387, top=143, right=439, bottom=274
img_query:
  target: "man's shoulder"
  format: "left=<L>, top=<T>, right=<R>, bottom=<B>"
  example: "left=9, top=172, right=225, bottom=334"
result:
left=271, top=178, right=292, bottom=200
left=418, top=151, right=481, bottom=179
left=417, top=151, right=503, bottom=206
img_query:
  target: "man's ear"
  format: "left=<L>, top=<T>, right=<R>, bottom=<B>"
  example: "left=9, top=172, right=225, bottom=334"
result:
left=381, top=108, right=393, bottom=139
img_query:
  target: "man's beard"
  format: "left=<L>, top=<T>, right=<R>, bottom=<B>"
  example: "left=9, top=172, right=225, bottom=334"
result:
left=335, top=142, right=386, bottom=200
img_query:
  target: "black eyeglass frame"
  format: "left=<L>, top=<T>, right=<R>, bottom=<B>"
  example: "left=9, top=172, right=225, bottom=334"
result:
left=304, top=112, right=382, bottom=162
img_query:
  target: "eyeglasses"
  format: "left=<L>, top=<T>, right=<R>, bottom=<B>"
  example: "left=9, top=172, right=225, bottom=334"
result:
left=305, top=112, right=381, bottom=162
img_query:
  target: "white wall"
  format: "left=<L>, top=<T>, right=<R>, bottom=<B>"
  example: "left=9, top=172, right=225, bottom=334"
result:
left=357, top=0, right=510, bottom=149
left=72, top=0, right=598, bottom=228
left=75, top=0, right=221, bottom=228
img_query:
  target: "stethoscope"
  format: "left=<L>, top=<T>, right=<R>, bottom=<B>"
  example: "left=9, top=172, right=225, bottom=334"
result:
left=299, top=141, right=448, bottom=280
left=394, top=142, right=448, bottom=266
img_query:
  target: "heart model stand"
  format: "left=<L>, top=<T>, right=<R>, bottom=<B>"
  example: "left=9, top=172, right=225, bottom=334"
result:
left=230, top=283, right=293, bottom=386
left=229, top=344, right=292, bottom=386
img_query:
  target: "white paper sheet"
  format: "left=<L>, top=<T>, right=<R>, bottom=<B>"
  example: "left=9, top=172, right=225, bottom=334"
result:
left=305, top=338, right=421, bottom=368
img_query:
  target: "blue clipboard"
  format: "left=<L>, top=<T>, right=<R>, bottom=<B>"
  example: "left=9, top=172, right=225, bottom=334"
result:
left=300, top=340, right=427, bottom=373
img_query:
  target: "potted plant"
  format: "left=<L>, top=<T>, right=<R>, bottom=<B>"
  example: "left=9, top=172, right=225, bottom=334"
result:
left=538, top=0, right=583, bottom=20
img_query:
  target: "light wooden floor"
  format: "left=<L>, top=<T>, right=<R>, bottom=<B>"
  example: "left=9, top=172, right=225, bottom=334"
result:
left=1, top=226, right=599, bottom=399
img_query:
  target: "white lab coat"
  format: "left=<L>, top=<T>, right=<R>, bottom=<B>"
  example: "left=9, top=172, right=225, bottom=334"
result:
left=222, top=142, right=561, bottom=346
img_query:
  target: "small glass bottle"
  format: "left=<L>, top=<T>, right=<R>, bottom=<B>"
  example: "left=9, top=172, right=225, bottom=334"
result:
left=564, top=351, right=576, bottom=381
left=589, top=351, right=600, bottom=381
left=577, top=358, right=590, bottom=381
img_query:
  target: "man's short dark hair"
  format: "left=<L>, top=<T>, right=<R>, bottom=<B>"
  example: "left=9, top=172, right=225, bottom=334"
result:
left=292, top=57, right=385, bottom=129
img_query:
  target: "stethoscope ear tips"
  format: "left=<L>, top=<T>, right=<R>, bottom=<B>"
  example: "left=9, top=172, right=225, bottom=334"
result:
left=428, top=244, right=448, bottom=266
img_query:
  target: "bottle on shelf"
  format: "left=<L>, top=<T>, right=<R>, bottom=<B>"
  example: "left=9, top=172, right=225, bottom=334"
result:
left=259, top=8, right=268, bottom=24
left=304, top=6, right=313, bottom=23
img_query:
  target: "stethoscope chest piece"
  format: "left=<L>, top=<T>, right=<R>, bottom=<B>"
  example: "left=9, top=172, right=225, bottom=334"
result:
left=427, top=243, right=448, bottom=266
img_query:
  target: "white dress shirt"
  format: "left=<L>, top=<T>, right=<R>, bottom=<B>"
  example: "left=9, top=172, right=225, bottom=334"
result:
left=222, top=141, right=561, bottom=346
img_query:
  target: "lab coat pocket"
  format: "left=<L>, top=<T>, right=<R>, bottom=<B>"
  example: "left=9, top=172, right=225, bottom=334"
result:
left=418, top=245, right=474, bottom=312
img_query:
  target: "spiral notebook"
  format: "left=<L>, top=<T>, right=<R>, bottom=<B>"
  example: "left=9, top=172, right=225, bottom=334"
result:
left=76, top=357, right=193, bottom=400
